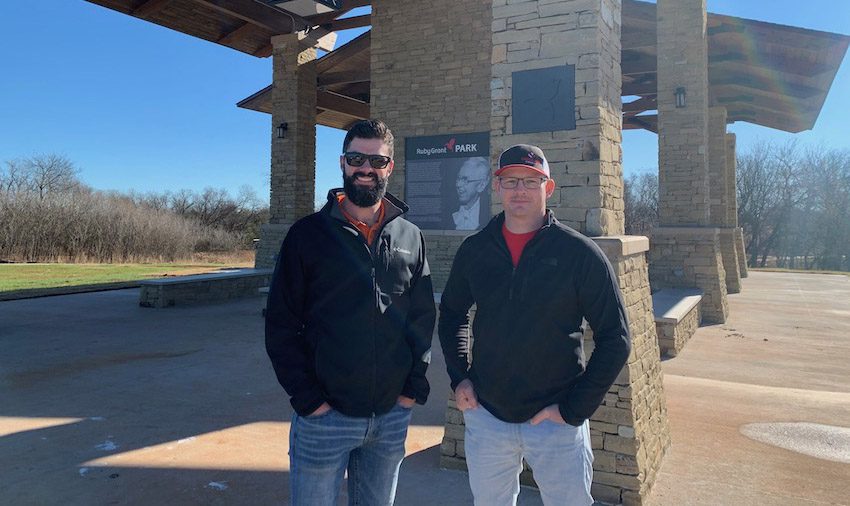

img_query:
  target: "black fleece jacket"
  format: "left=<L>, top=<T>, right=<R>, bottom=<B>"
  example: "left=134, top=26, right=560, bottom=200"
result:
left=265, top=189, right=436, bottom=418
left=438, top=211, right=631, bottom=425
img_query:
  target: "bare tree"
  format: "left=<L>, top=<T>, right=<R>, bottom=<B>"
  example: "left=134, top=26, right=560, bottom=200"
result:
left=624, top=172, right=658, bottom=236
left=24, top=154, right=80, bottom=199
left=737, top=141, right=803, bottom=267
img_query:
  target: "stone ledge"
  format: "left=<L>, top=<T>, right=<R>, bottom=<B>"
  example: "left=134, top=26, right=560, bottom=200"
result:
left=652, top=226, right=721, bottom=239
left=139, top=268, right=273, bottom=286
left=592, top=235, right=650, bottom=257
left=652, top=288, right=703, bottom=324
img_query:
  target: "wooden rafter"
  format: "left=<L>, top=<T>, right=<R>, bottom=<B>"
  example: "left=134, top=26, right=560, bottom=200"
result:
left=253, top=43, right=273, bottom=57
left=317, top=90, right=369, bottom=119
left=189, top=0, right=299, bottom=33
left=305, top=0, right=370, bottom=25
left=318, top=69, right=370, bottom=87
left=217, top=21, right=254, bottom=44
left=622, top=96, right=657, bottom=116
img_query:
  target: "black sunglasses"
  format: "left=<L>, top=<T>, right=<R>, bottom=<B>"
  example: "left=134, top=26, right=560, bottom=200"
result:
left=344, top=152, right=392, bottom=169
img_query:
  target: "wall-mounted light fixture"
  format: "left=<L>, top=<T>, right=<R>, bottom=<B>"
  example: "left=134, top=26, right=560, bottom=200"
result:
left=675, top=87, right=687, bottom=108
left=276, top=122, right=289, bottom=139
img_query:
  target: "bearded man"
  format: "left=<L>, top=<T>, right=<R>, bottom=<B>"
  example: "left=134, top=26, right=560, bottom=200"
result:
left=265, top=119, right=436, bottom=505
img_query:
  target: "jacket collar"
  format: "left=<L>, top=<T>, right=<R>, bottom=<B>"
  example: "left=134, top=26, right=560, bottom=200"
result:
left=484, top=209, right=557, bottom=238
left=323, top=188, right=408, bottom=225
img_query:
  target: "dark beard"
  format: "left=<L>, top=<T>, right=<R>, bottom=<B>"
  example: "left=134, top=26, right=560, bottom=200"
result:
left=343, top=171, right=388, bottom=207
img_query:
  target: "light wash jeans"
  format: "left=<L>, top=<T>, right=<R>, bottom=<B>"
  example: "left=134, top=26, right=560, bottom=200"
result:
left=288, top=404, right=412, bottom=506
left=463, top=406, right=594, bottom=506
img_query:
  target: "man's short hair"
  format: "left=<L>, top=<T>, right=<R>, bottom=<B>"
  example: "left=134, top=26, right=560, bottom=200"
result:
left=343, top=120, right=395, bottom=158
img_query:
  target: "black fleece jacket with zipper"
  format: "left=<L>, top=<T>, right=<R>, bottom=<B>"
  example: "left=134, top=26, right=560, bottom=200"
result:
left=438, top=211, right=631, bottom=425
left=265, top=189, right=436, bottom=418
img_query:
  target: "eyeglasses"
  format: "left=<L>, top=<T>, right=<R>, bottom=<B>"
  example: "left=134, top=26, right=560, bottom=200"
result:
left=344, top=152, right=392, bottom=169
left=457, top=177, right=487, bottom=185
left=497, top=176, right=548, bottom=189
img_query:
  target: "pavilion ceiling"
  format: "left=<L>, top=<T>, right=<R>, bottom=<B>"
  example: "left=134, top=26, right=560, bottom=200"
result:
left=84, top=0, right=848, bottom=134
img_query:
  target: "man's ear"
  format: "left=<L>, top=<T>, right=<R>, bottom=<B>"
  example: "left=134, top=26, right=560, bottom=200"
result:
left=545, top=178, right=556, bottom=198
left=339, top=155, right=346, bottom=173
left=386, top=159, right=394, bottom=176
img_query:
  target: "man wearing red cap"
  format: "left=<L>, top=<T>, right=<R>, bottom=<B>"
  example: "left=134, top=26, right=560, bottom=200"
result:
left=438, top=144, right=631, bottom=505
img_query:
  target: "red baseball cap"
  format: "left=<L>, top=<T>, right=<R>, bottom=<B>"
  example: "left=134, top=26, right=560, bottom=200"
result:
left=495, top=144, right=550, bottom=177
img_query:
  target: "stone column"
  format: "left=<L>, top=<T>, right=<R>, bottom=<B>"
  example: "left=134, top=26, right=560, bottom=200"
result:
left=651, top=0, right=728, bottom=323
left=370, top=0, right=492, bottom=291
left=440, top=238, right=670, bottom=506
left=442, top=3, right=671, bottom=504
left=590, top=237, right=671, bottom=506
left=709, top=107, right=741, bottom=294
left=491, top=0, right=625, bottom=236
left=727, top=133, right=749, bottom=278
left=255, top=33, right=317, bottom=269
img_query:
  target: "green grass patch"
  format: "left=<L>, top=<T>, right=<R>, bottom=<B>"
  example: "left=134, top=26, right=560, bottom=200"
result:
left=0, top=263, right=237, bottom=292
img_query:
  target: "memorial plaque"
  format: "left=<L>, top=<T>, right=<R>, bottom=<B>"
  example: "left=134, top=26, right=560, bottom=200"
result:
left=405, top=132, right=491, bottom=231
left=512, top=65, right=576, bottom=134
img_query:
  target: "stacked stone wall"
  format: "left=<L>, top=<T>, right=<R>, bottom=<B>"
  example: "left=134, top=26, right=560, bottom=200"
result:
left=439, top=237, right=670, bottom=506
left=656, top=303, right=700, bottom=357
left=656, top=0, right=710, bottom=227
left=649, top=227, right=728, bottom=324
left=269, top=34, right=316, bottom=225
left=424, top=232, right=468, bottom=292
left=256, top=223, right=290, bottom=269
left=138, top=271, right=272, bottom=308
left=370, top=0, right=492, bottom=200
left=490, top=0, right=625, bottom=236
left=719, top=227, right=741, bottom=293
left=736, top=227, right=749, bottom=277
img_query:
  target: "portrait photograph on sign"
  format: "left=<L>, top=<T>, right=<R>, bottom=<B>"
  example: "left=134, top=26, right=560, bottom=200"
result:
left=404, top=132, right=491, bottom=231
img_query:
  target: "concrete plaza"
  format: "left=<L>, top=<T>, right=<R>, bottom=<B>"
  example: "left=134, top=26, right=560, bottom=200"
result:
left=1, top=270, right=849, bottom=505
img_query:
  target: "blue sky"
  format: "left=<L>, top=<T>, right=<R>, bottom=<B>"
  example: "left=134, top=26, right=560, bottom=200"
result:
left=0, top=1, right=848, bottom=204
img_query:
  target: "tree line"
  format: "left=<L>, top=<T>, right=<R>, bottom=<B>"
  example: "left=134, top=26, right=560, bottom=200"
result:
left=624, top=141, right=850, bottom=272
left=0, top=154, right=268, bottom=263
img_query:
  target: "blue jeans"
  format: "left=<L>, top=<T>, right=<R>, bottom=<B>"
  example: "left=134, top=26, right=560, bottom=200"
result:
left=463, top=406, right=594, bottom=506
left=288, top=404, right=412, bottom=506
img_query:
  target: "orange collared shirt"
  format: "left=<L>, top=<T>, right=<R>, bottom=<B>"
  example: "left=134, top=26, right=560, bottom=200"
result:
left=337, top=194, right=385, bottom=246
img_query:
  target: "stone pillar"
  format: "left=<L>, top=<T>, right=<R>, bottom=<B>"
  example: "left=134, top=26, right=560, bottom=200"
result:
left=491, top=0, right=625, bottom=236
left=440, top=238, right=670, bottom=506
left=651, top=0, right=728, bottom=323
left=709, top=107, right=741, bottom=294
left=736, top=228, right=748, bottom=277
left=370, top=0, right=492, bottom=291
left=727, top=133, right=749, bottom=278
left=255, top=33, right=317, bottom=269
left=590, top=237, right=671, bottom=506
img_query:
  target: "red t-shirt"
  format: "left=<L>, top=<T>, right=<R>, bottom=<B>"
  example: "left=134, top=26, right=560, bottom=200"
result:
left=502, top=223, right=538, bottom=267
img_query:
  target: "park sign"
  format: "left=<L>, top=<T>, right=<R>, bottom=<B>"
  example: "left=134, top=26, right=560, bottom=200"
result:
left=405, top=132, right=491, bottom=232
left=265, top=0, right=342, bottom=16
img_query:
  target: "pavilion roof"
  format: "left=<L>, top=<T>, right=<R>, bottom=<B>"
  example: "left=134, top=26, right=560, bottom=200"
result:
left=85, top=0, right=848, bottom=133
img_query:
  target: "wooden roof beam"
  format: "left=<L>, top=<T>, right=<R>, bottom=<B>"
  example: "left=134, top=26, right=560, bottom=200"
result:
left=621, top=50, right=656, bottom=76
left=189, top=0, right=335, bottom=50
left=623, top=96, right=657, bottom=114
left=189, top=0, right=298, bottom=33
left=217, top=21, right=254, bottom=44
left=318, top=69, right=370, bottom=87
left=317, top=90, right=369, bottom=119
left=621, top=29, right=656, bottom=50
left=623, top=114, right=658, bottom=133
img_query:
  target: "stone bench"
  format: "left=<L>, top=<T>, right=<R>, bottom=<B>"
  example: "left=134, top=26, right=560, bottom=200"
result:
left=652, top=288, right=703, bottom=357
left=139, top=268, right=273, bottom=308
